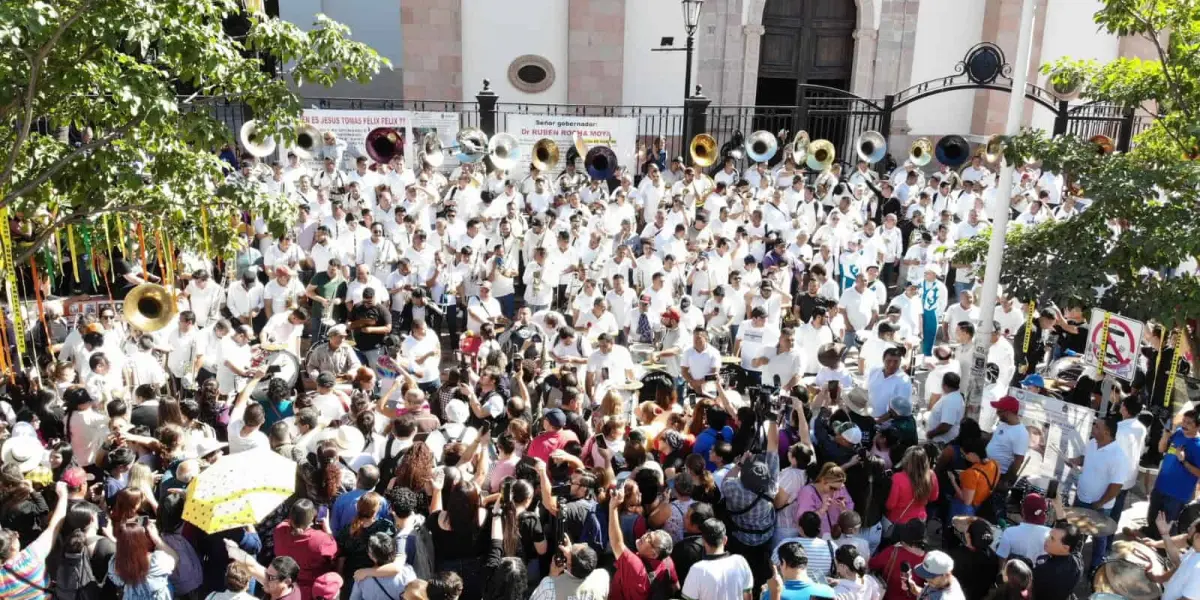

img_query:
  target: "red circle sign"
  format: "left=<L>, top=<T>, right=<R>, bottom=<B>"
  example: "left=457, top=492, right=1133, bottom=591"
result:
left=1091, top=318, right=1135, bottom=369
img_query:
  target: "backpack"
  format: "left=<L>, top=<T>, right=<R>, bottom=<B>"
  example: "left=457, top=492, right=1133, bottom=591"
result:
left=375, top=437, right=407, bottom=493
left=575, top=499, right=609, bottom=554
left=54, top=547, right=100, bottom=600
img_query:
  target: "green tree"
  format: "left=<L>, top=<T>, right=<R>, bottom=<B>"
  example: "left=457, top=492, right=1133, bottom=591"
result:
left=0, top=0, right=387, bottom=267
left=957, top=0, right=1200, bottom=341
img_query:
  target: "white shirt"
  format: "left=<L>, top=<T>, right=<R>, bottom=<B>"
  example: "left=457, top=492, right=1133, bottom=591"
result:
left=226, top=283, right=264, bottom=319
left=944, top=303, right=980, bottom=332
left=466, top=295, right=502, bottom=335
left=760, top=347, right=804, bottom=389
left=1115, top=418, right=1149, bottom=490
left=1076, top=439, right=1127, bottom=509
left=987, top=420, right=1030, bottom=474
left=263, top=278, right=305, bottom=315
left=927, top=390, right=965, bottom=443
left=736, top=322, right=779, bottom=372
left=680, top=553, right=753, bottom=600
left=586, top=346, right=634, bottom=386
left=227, top=404, right=270, bottom=454
left=681, top=345, right=722, bottom=381
left=1163, top=549, right=1200, bottom=600
left=839, top=286, right=876, bottom=331
left=401, top=333, right=440, bottom=384
left=216, top=338, right=252, bottom=396
left=997, top=522, right=1051, bottom=563
left=165, top=327, right=203, bottom=378
left=865, top=368, right=913, bottom=418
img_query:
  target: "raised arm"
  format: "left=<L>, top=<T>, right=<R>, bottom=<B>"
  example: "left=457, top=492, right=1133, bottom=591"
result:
left=608, top=485, right=626, bottom=558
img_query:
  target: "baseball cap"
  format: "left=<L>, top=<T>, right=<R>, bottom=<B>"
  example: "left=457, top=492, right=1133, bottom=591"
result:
left=835, top=422, right=862, bottom=445
left=327, top=324, right=348, bottom=337
left=317, top=372, right=337, bottom=388
left=889, top=396, right=913, bottom=417
left=639, top=294, right=651, bottom=303
left=739, top=459, right=771, bottom=494
left=311, top=572, right=344, bottom=600
left=914, top=550, right=955, bottom=579
left=661, top=308, right=681, bottom=322
left=1021, top=373, right=1046, bottom=388
left=1022, top=493, right=1049, bottom=525
left=990, top=395, right=1020, bottom=414
left=544, top=408, right=567, bottom=429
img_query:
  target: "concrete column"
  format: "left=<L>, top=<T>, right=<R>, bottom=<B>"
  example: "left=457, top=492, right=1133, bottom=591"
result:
left=400, top=0, right=463, bottom=101
left=567, top=0, right=627, bottom=105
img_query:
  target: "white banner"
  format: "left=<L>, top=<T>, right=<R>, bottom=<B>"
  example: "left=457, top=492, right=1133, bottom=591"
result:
left=980, top=386, right=1095, bottom=491
left=506, top=114, right=638, bottom=180
left=296, top=109, right=461, bottom=172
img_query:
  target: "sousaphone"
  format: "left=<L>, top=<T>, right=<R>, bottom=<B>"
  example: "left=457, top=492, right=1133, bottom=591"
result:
left=790, top=130, right=811, bottom=163
left=855, top=130, right=887, bottom=164
left=124, top=283, right=178, bottom=333
left=240, top=120, right=277, bottom=158
left=585, top=145, right=619, bottom=180
left=983, top=134, right=1007, bottom=164
left=726, top=131, right=746, bottom=161
left=531, top=138, right=559, bottom=172
left=689, top=133, right=718, bottom=167
left=935, top=135, right=970, bottom=167
left=365, top=127, right=404, bottom=164
left=487, top=133, right=520, bottom=171
left=294, top=123, right=323, bottom=160
left=454, top=128, right=489, bottom=163
left=909, top=137, right=934, bottom=166
left=745, top=130, right=778, bottom=163
left=805, top=139, right=835, bottom=171
left=421, top=132, right=446, bottom=168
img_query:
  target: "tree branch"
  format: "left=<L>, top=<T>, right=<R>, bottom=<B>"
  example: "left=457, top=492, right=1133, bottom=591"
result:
left=13, top=202, right=139, bottom=265
left=1133, top=8, right=1193, bottom=122
left=0, top=113, right=146, bottom=209
left=0, top=0, right=95, bottom=194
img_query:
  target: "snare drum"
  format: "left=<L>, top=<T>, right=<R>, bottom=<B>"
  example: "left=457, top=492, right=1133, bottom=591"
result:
left=630, top=343, right=656, bottom=365
left=1092, top=540, right=1165, bottom=600
left=251, top=349, right=301, bottom=400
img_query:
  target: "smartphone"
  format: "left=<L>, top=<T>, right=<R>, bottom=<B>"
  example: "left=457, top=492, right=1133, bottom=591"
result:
left=900, top=562, right=911, bottom=574
left=705, top=373, right=718, bottom=382
left=266, top=364, right=282, bottom=375
left=595, top=434, right=608, bottom=450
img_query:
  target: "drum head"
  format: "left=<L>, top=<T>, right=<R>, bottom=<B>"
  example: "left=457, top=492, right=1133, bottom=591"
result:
left=639, top=370, right=674, bottom=403
left=252, top=350, right=301, bottom=400
left=1094, top=540, right=1165, bottom=600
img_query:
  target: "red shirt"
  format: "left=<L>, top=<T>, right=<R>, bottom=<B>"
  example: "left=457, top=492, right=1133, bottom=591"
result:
left=867, top=545, right=926, bottom=600
left=610, top=548, right=678, bottom=600
left=526, top=429, right=580, bottom=463
left=272, top=522, right=338, bottom=600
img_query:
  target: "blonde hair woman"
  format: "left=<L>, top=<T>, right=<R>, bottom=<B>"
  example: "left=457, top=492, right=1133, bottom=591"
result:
left=884, top=446, right=938, bottom=530
left=794, top=462, right=854, bottom=538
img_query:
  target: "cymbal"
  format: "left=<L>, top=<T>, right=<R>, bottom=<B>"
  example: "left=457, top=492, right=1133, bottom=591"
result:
left=641, top=362, right=666, bottom=370
left=1062, top=506, right=1118, bottom=536
left=615, top=381, right=645, bottom=391
left=721, top=356, right=741, bottom=364
left=260, top=344, right=287, bottom=352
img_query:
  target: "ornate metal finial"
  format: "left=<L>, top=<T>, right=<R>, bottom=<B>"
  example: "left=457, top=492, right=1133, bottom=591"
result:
left=957, top=43, right=1011, bottom=85
left=693, top=84, right=704, bottom=97
left=482, top=79, right=491, bottom=92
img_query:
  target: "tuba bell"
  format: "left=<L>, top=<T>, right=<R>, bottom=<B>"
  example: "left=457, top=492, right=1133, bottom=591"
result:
left=240, top=120, right=277, bottom=158
left=487, top=133, right=520, bottom=171
left=934, top=135, right=970, bottom=167
left=531, top=138, right=559, bottom=172
left=983, top=134, right=1007, bottom=164
left=790, top=130, right=811, bottom=163
left=745, top=130, right=778, bottom=163
left=585, top=145, right=619, bottom=180
left=805, top=139, right=835, bottom=171
left=421, top=132, right=445, bottom=168
left=909, top=137, right=934, bottom=166
left=123, top=283, right=178, bottom=333
left=365, top=127, right=404, bottom=164
left=294, top=123, right=323, bottom=160
left=689, top=133, right=718, bottom=167
left=855, top=130, right=887, bottom=164
left=454, top=128, right=489, bottom=163
left=1089, top=134, right=1114, bottom=155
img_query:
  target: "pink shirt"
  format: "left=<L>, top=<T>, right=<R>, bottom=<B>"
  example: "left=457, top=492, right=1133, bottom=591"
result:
left=526, top=429, right=579, bottom=463
left=795, top=483, right=855, bottom=536
left=884, top=471, right=939, bottom=523
left=487, top=456, right=519, bottom=492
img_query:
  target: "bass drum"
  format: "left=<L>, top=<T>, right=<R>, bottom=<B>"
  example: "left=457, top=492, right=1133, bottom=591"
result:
left=1047, top=356, right=1085, bottom=390
left=639, top=369, right=675, bottom=404
left=251, top=349, right=301, bottom=400
left=1092, top=540, right=1165, bottom=600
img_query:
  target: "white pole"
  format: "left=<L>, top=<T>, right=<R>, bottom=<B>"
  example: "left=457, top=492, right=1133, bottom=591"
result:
left=967, top=0, right=1038, bottom=412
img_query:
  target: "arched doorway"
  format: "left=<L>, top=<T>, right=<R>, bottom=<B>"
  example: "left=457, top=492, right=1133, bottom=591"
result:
left=754, top=0, right=857, bottom=107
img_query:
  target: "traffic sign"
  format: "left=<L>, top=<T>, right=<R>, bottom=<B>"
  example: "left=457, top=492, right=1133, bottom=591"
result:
left=1082, top=310, right=1144, bottom=381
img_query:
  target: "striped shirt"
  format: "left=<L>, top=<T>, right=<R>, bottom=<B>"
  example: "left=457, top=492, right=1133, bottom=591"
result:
left=0, top=537, right=52, bottom=600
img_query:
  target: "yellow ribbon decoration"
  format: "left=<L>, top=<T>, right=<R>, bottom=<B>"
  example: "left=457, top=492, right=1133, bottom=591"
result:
left=67, top=225, right=80, bottom=283
left=1096, top=312, right=1112, bottom=378
left=116, top=216, right=128, bottom=256
left=1022, top=300, right=1035, bottom=354
left=0, top=208, right=25, bottom=363
left=1163, top=329, right=1183, bottom=408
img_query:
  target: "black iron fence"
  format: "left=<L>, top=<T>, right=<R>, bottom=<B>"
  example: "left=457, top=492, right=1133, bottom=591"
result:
left=183, top=82, right=1152, bottom=164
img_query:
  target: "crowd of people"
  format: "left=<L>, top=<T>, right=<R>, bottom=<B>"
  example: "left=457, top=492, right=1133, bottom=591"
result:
left=0, top=132, right=1198, bottom=600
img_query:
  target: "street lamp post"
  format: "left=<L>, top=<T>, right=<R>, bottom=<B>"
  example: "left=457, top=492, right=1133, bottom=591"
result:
left=682, top=0, right=704, bottom=99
